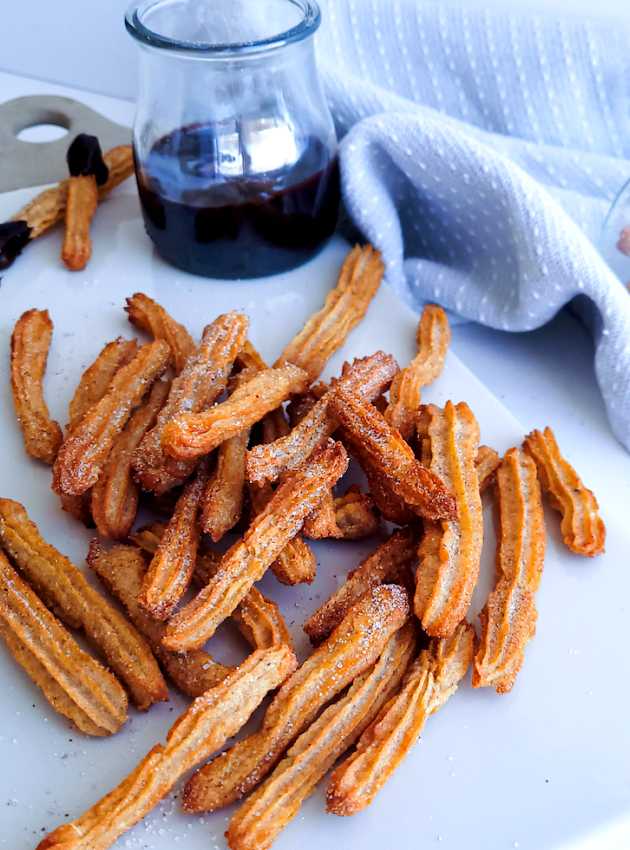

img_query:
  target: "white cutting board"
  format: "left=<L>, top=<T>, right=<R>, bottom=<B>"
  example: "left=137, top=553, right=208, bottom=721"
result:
left=0, top=181, right=628, bottom=850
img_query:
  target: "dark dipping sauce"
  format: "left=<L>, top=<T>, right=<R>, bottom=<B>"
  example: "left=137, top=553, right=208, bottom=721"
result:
left=134, top=123, right=340, bottom=278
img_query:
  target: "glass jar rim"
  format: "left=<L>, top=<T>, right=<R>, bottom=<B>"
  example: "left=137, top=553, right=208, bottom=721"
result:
left=125, top=0, right=321, bottom=57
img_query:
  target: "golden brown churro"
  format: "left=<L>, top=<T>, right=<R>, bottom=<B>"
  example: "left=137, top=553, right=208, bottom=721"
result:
left=248, top=483, right=317, bottom=586
left=139, top=460, right=209, bottom=620
left=53, top=340, right=171, bottom=496
left=125, top=292, right=195, bottom=374
left=132, top=312, right=247, bottom=494
left=303, top=527, right=418, bottom=645
left=163, top=441, right=349, bottom=651
left=385, top=305, right=451, bottom=439
left=523, top=427, right=605, bottom=556
left=61, top=175, right=98, bottom=270
left=414, top=402, right=483, bottom=637
left=67, top=338, right=139, bottom=431
left=0, top=499, right=167, bottom=710
left=130, top=523, right=292, bottom=653
left=274, top=245, right=384, bottom=382
left=473, top=448, right=546, bottom=693
left=246, top=352, right=398, bottom=485
left=9, top=145, right=133, bottom=245
left=199, top=369, right=258, bottom=542
left=61, top=135, right=110, bottom=271
left=329, top=389, right=457, bottom=522
left=162, top=364, right=308, bottom=461
left=182, top=585, right=410, bottom=813
left=227, top=623, right=417, bottom=850
left=38, top=646, right=297, bottom=850
left=0, top=549, right=128, bottom=737
left=326, top=622, right=474, bottom=816
left=10, top=308, right=62, bottom=465
left=87, top=542, right=232, bottom=697
left=91, top=378, right=170, bottom=540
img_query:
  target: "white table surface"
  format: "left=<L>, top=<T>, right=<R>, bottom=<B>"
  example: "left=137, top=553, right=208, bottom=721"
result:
left=1, top=68, right=630, bottom=850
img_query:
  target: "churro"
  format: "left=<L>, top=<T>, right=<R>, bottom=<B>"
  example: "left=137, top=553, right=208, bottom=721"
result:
left=473, top=448, right=546, bottom=693
left=67, top=337, right=138, bottom=431
left=414, top=402, right=483, bottom=637
left=523, top=427, right=605, bottom=556
left=125, top=292, right=195, bottom=374
left=227, top=623, right=417, bottom=850
left=326, top=622, right=474, bottom=815
left=163, top=441, right=348, bottom=651
left=0, top=499, right=167, bottom=710
left=61, top=134, right=110, bottom=271
left=139, top=460, right=208, bottom=620
left=303, top=527, right=418, bottom=644
left=182, top=585, right=410, bottom=812
left=329, top=389, right=457, bottom=522
left=162, top=364, right=308, bottom=461
left=53, top=340, right=171, bottom=496
left=0, top=549, right=127, bottom=736
left=246, top=352, right=397, bottom=485
left=385, top=304, right=450, bottom=439
left=87, top=541, right=232, bottom=697
left=91, top=378, right=169, bottom=540
left=10, top=308, right=62, bottom=465
left=274, top=244, right=383, bottom=382
left=38, top=646, right=297, bottom=850
left=130, top=523, right=292, bottom=652
left=132, top=312, right=247, bottom=494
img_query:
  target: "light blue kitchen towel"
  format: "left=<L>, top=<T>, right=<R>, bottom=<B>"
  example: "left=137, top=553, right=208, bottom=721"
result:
left=316, top=1, right=630, bottom=449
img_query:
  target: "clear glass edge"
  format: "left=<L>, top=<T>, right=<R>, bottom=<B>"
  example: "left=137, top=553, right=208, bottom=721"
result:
left=125, top=0, right=321, bottom=57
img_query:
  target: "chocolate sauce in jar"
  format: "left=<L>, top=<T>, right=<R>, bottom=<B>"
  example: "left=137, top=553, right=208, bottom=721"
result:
left=135, top=123, right=340, bottom=279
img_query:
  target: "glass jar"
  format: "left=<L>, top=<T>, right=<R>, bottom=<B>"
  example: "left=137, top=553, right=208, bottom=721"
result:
left=125, top=0, right=340, bottom=279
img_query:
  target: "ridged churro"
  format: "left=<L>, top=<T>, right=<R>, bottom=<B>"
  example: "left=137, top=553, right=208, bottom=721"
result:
left=130, top=523, right=292, bottom=653
left=476, top=444, right=501, bottom=493
left=53, top=340, right=171, bottom=496
left=0, top=499, right=167, bottom=710
left=38, top=646, right=297, bottom=850
left=473, top=448, right=546, bottom=693
left=248, top=482, right=317, bottom=586
left=523, top=427, right=605, bottom=556
left=139, top=460, right=208, bottom=620
left=0, top=549, right=127, bottom=736
left=385, top=304, right=450, bottom=439
left=87, top=542, right=232, bottom=697
left=326, top=622, right=474, bottom=815
left=183, top=584, right=410, bottom=812
left=163, top=441, right=349, bottom=651
left=125, top=293, right=195, bottom=374
left=414, top=402, right=483, bottom=637
left=274, top=245, right=384, bottom=383
left=10, top=309, right=63, bottom=465
left=91, top=378, right=169, bottom=540
left=132, top=312, right=247, bottom=494
left=329, top=389, right=457, bottom=522
left=227, top=623, right=417, bottom=850
left=246, top=352, right=397, bottom=485
left=304, top=527, right=418, bottom=645
left=67, top=338, right=138, bottom=431
left=162, top=364, right=308, bottom=461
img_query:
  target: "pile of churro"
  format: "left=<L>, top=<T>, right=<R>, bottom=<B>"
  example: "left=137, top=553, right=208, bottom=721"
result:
left=1, top=244, right=605, bottom=850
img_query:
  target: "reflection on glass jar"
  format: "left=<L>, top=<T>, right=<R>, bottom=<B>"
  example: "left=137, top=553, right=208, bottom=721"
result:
left=126, top=0, right=340, bottom=279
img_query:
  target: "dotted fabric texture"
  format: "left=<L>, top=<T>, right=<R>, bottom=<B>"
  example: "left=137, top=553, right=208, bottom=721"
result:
left=316, top=1, right=630, bottom=450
